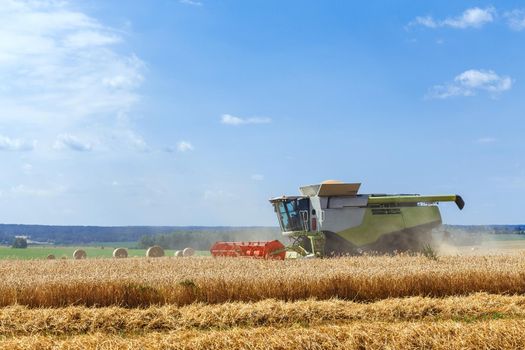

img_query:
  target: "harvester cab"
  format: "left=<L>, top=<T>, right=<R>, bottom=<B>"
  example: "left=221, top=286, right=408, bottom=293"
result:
left=273, top=197, right=311, bottom=233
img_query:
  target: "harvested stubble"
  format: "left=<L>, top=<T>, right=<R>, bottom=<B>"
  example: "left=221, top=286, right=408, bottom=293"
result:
left=4, top=320, right=525, bottom=350
left=2, top=255, right=525, bottom=307
left=0, top=293, right=524, bottom=336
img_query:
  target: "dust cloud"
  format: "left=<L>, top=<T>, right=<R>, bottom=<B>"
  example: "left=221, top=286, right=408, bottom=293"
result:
left=431, top=227, right=525, bottom=256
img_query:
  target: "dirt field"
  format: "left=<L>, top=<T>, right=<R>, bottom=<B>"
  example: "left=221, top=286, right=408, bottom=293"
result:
left=2, top=249, right=525, bottom=349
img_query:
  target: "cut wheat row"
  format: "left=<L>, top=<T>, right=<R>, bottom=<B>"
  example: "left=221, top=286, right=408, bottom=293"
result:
left=0, top=293, right=524, bottom=336
left=4, top=320, right=525, bottom=350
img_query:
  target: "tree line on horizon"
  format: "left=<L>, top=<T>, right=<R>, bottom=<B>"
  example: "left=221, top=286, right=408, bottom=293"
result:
left=137, top=228, right=282, bottom=250
left=0, top=224, right=523, bottom=247
left=0, top=224, right=280, bottom=246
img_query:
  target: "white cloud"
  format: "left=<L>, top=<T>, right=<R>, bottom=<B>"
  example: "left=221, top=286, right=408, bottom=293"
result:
left=410, top=7, right=495, bottom=29
left=179, top=0, right=202, bottom=6
left=10, top=184, right=66, bottom=197
left=427, top=69, right=512, bottom=99
left=221, top=114, right=272, bottom=126
left=22, top=163, right=33, bottom=173
left=177, top=141, right=194, bottom=152
left=443, top=7, right=495, bottom=28
left=476, top=137, right=497, bottom=144
left=456, top=70, right=511, bottom=90
left=53, top=133, right=93, bottom=151
left=122, top=130, right=149, bottom=152
left=63, top=31, right=121, bottom=48
left=505, top=9, right=525, bottom=31
left=411, top=16, right=438, bottom=28
left=0, top=1, right=144, bottom=127
left=251, top=174, right=264, bottom=181
left=0, top=135, right=35, bottom=151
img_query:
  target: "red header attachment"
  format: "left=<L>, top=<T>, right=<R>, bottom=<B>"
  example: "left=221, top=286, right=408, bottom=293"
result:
left=210, top=240, right=286, bottom=260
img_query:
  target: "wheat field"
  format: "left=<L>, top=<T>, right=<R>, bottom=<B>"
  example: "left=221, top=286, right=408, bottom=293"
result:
left=1, top=255, right=525, bottom=307
left=0, top=293, right=523, bottom=336
left=2, top=254, right=525, bottom=348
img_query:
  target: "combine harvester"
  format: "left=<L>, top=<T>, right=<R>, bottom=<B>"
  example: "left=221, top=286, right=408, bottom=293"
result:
left=210, top=180, right=464, bottom=259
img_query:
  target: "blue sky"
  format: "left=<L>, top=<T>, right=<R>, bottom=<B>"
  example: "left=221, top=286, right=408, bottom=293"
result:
left=1, top=0, right=524, bottom=226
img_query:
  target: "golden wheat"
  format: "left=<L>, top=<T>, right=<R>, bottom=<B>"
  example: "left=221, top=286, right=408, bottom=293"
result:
left=0, top=293, right=522, bottom=336
left=1, top=255, right=525, bottom=349
left=3, top=320, right=525, bottom=350
left=0, top=255, right=525, bottom=307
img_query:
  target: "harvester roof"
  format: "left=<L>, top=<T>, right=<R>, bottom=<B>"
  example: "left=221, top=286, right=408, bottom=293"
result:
left=269, top=195, right=304, bottom=203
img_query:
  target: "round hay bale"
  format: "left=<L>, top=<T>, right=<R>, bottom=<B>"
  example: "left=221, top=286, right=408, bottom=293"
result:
left=182, top=247, right=195, bottom=257
left=113, top=248, right=128, bottom=258
left=73, top=249, right=87, bottom=260
left=61, top=255, right=68, bottom=260
left=174, top=250, right=183, bottom=257
left=46, top=254, right=56, bottom=260
left=146, top=245, right=164, bottom=258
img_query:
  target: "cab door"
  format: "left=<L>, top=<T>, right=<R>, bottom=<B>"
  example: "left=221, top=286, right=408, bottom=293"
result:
left=296, top=198, right=310, bottom=232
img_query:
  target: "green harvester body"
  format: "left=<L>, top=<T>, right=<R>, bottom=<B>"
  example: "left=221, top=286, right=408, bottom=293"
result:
left=269, top=181, right=464, bottom=257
